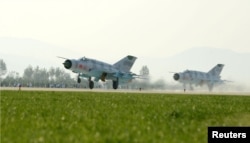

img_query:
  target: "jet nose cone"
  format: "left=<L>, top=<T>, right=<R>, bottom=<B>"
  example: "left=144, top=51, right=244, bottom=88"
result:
left=63, top=60, right=72, bottom=69
left=173, top=73, right=180, bottom=80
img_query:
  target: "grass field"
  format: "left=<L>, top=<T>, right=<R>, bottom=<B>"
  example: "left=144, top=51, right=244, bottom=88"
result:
left=1, top=90, right=250, bottom=143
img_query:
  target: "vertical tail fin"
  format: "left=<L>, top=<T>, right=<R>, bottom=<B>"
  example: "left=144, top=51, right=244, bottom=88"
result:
left=113, top=55, right=137, bottom=72
left=207, top=64, right=224, bottom=76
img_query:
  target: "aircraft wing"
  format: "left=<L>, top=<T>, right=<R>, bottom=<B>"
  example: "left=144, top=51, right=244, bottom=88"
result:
left=77, top=67, right=137, bottom=82
left=111, top=72, right=137, bottom=79
left=60, top=55, right=138, bottom=89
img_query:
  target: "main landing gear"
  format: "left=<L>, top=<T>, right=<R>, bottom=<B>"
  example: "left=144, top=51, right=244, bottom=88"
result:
left=77, top=76, right=119, bottom=90
left=112, top=78, right=119, bottom=89
left=88, top=77, right=94, bottom=89
left=77, top=76, right=94, bottom=89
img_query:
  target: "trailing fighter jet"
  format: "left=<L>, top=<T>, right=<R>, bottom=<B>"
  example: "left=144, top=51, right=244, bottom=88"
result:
left=173, top=64, right=225, bottom=91
left=60, top=55, right=138, bottom=89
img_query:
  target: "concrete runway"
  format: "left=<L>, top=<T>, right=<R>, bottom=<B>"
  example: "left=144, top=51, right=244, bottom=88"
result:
left=1, top=87, right=250, bottom=96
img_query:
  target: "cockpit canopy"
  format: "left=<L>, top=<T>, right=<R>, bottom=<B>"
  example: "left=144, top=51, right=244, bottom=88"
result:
left=79, top=57, right=88, bottom=61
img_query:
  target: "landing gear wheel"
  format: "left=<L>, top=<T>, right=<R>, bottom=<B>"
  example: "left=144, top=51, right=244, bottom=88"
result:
left=89, top=81, right=94, bottom=89
left=112, top=78, right=119, bottom=89
left=77, top=77, right=81, bottom=83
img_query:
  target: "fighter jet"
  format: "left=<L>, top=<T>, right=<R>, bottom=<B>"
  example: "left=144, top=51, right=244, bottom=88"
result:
left=60, top=55, right=138, bottom=89
left=173, top=64, right=225, bottom=91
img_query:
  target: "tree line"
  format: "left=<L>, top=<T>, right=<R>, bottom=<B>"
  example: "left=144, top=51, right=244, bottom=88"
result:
left=1, top=59, right=170, bottom=90
left=1, top=65, right=79, bottom=88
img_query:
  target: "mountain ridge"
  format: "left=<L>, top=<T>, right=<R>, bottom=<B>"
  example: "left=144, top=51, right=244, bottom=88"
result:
left=1, top=38, right=249, bottom=88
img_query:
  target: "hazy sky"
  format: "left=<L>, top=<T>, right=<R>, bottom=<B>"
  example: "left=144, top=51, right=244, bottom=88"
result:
left=1, top=0, right=250, bottom=89
left=1, top=0, right=250, bottom=58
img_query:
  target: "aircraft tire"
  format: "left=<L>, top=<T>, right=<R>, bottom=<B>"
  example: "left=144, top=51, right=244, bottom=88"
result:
left=112, top=78, right=119, bottom=89
left=77, top=77, right=81, bottom=83
left=89, top=81, right=94, bottom=89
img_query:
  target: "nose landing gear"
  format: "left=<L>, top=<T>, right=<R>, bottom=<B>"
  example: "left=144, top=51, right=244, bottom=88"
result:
left=77, top=76, right=94, bottom=89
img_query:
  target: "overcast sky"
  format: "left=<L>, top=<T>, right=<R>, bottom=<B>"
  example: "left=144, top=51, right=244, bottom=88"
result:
left=1, top=0, right=250, bottom=88
left=1, top=0, right=250, bottom=58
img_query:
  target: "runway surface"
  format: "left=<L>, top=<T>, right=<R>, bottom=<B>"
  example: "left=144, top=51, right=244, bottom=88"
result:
left=1, top=87, right=250, bottom=96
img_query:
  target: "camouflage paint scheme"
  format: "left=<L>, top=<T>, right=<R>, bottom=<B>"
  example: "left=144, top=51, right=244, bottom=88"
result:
left=62, top=55, right=137, bottom=89
left=173, top=64, right=225, bottom=91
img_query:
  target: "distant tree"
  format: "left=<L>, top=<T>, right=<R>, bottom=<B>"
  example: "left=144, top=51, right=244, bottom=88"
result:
left=23, top=65, right=34, bottom=86
left=23, top=65, right=33, bottom=78
left=55, top=67, right=63, bottom=81
left=40, top=68, right=49, bottom=87
left=32, top=66, right=49, bottom=87
left=3, top=71, right=21, bottom=86
left=140, top=65, right=150, bottom=77
left=0, top=59, right=7, bottom=77
left=138, top=65, right=150, bottom=89
left=2, top=64, right=82, bottom=88
left=49, top=67, right=56, bottom=83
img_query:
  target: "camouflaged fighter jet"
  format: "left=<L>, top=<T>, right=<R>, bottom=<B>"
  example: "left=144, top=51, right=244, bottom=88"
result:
left=61, top=55, right=138, bottom=89
left=173, top=64, right=225, bottom=91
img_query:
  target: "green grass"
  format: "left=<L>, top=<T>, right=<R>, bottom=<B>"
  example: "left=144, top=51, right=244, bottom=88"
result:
left=1, top=90, right=250, bottom=143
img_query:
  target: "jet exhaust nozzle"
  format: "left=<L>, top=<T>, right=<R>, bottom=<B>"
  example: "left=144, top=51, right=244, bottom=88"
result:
left=63, top=60, right=72, bottom=69
left=173, top=73, right=180, bottom=81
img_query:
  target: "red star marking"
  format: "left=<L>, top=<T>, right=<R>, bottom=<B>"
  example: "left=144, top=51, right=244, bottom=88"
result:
left=79, top=64, right=83, bottom=69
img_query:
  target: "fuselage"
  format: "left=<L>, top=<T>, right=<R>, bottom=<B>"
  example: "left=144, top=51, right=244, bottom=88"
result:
left=61, top=55, right=137, bottom=89
left=174, top=70, right=221, bottom=86
left=173, top=64, right=225, bottom=91
left=63, top=57, right=136, bottom=82
left=64, top=57, right=118, bottom=77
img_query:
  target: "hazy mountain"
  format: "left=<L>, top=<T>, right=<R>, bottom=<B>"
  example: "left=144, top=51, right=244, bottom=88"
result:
left=1, top=38, right=249, bottom=91
left=139, top=47, right=250, bottom=88
left=0, top=37, right=77, bottom=75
